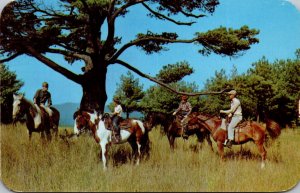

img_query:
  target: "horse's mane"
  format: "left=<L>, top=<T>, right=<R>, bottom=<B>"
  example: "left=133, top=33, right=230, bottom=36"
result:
left=21, top=96, right=40, bottom=114
left=191, top=112, right=218, bottom=121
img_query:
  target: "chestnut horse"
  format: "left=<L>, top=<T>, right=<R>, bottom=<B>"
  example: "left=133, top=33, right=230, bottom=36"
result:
left=74, top=111, right=150, bottom=170
left=12, top=94, right=60, bottom=140
left=185, top=112, right=281, bottom=168
left=145, top=112, right=213, bottom=151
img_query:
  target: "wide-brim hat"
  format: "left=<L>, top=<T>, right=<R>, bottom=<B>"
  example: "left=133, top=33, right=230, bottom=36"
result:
left=181, top=95, right=188, bottom=100
left=227, top=90, right=237, bottom=95
left=113, top=98, right=120, bottom=103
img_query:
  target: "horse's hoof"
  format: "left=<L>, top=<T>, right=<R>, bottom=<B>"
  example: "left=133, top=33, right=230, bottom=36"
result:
left=261, top=162, right=266, bottom=169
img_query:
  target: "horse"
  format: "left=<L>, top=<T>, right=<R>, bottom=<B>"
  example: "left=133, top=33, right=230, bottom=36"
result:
left=144, top=112, right=213, bottom=151
left=73, top=110, right=150, bottom=170
left=184, top=112, right=281, bottom=168
left=12, top=93, right=60, bottom=140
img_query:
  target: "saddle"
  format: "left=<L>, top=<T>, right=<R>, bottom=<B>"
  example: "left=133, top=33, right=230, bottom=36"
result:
left=106, top=118, right=132, bottom=131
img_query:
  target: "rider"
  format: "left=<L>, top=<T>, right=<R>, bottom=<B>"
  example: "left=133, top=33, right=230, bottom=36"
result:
left=173, top=95, right=192, bottom=139
left=220, top=90, right=242, bottom=148
left=33, top=82, right=53, bottom=118
left=112, top=97, right=123, bottom=143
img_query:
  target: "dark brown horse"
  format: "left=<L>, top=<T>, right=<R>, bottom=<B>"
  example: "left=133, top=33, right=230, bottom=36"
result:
left=12, top=94, right=60, bottom=140
left=145, top=112, right=213, bottom=151
left=185, top=112, right=281, bottom=168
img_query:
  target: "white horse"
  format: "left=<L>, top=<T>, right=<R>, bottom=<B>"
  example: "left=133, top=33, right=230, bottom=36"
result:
left=73, top=110, right=150, bottom=170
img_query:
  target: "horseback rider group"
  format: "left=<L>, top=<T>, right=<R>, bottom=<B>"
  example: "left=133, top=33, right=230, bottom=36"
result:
left=72, top=88, right=241, bottom=146
left=172, top=90, right=242, bottom=147
left=41, top=78, right=240, bottom=147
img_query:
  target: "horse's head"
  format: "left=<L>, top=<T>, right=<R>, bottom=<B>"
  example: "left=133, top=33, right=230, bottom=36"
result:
left=73, top=110, right=99, bottom=135
left=101, top=113, right=112, bottom=129
left=144, top=112, right=155, bottom=129
left=12, top=94, right=26, bottom=122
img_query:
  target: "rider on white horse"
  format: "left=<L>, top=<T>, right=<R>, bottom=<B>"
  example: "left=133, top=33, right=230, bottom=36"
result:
left=111, top=97, right=123, bottom=143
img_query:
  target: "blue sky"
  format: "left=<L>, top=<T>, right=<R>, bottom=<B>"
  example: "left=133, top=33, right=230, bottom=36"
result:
left=1, top=0, right=300, bottom=105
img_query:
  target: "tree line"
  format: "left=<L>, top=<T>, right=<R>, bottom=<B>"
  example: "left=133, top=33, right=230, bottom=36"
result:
left=111, top=49, right=300, bottom=127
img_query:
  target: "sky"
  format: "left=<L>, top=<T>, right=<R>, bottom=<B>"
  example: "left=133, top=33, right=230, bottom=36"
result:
left=1, top=0, right=300, bottom=106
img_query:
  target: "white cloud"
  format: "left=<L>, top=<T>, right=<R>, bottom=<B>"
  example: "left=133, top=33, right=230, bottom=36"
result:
left=286, top=0, right=300, bottom=11
left=0, top=0, right=13, bottom=16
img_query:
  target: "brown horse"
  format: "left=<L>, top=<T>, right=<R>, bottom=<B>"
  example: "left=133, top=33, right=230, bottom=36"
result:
left=12, top=94, right=60, bottom=140
left=74, top=111, right=150, bottom=170
left=145, top=112, right=213, bottom=151
left=185, top=112, right=281, bottom=168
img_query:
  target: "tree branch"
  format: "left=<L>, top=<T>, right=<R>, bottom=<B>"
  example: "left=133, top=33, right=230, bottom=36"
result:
left=180, top=10, right=206, bottom=18
left=25, top=46, right=82, bottom=84
left=103, top=0, right=146, bottom=52
left=113, top=59, right=230, bottom=96
left=109, top=36, right=198, bottom=62
left=0, top=53, right=22, bottom=63
left=47, top=48, right=92, bottom=64
left=142, top=3, right=196, bottom=26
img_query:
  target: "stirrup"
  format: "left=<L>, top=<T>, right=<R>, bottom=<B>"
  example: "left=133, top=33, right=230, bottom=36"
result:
left=223, top=139, right=228, bottom=146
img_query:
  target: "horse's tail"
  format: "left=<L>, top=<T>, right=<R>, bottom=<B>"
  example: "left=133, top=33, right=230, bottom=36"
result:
left=135, top=120, right=151, bottom=158
left=265, top=119, right=281, bottom=139
left=50, top=107, right=60, bottom=126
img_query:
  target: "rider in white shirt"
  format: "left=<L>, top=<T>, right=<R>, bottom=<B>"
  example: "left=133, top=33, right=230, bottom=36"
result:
left=220, top=90, right=242, bottom=148
left=112, top=98, right=123, bottom=142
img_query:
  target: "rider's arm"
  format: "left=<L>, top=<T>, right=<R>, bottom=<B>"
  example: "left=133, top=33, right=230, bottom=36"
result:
left=186, top=102, right=192, bottom=116
left=114, top=105, right=122, bottom=116
left=33, top=89, right=40, bottom=104
left=221, top=99, right=240, bottom=114
left=47, top=92, right=52, bottom=106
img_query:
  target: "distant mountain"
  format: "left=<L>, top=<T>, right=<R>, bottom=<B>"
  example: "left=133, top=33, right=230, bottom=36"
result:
left=53, top=103, right=79, bottom=126
left=53, top=103, right=144, bottom=126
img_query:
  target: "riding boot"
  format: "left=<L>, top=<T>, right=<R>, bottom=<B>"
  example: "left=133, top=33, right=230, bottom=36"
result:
left=181, top=122, right=189, bottom=140
left=225, top=139, right=233, bottom=148
left=113, top=126, right=121, bottom=143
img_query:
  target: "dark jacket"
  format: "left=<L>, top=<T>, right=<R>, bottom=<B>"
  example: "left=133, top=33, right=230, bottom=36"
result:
left=33, top=89, right=52, bottom=106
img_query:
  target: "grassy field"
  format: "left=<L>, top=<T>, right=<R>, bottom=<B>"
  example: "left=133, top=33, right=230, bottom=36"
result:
left=1, top=123, right=300, bottom=192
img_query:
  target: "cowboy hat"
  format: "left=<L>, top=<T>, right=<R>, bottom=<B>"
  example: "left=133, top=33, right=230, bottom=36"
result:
left=227, top=90, right=237, bottom=95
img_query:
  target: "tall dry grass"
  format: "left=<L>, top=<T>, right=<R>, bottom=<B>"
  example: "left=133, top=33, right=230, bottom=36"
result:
left=1, top=123, right=300, bottom=192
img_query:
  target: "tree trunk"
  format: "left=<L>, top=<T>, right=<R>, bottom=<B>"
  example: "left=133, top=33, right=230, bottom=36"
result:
left=79, top=67, right=107, bottom=113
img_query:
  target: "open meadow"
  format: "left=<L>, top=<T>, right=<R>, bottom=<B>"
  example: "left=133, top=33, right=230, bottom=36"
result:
left=1, top=123, right=300, bottom=192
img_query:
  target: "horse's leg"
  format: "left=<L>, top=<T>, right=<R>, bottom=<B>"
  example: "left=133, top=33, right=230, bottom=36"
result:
left=217, top=140, right=225, bottom=161
left=168, top=134, right=175, bottom=151
left=196, top=132, right=204, bottom=150
left=46, top=128, right=52, bottom=141
left=255, top=140, right=267, bottom=169
left=100, top=142, right=108, bottom=171
left=206, top=134, right=214, bottom=152
left=129, top=139, right=138, bottom=163
left=28, top=130, right=32, bottom=141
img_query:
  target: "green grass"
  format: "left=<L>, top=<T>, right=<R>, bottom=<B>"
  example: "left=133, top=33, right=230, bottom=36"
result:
left=1, top=123, right=300, bottom=192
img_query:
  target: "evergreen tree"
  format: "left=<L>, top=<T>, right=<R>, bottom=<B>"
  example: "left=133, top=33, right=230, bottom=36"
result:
left=111, top=71, right=144, bottom=118
left=0, top=63, right=24, bottom=123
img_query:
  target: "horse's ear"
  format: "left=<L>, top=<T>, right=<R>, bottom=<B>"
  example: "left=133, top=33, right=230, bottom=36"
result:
left=102, top=113, right=110, bottom=120
left=13, top=93, right=23, bottom=100
left=73, top=109, right=80, bottom=120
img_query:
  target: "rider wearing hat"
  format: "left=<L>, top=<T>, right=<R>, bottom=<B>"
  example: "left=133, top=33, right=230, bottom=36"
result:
left=220, top=90, right=242, bottom=148
left=112, top=97, right=123, bottom=143
left=173, top=95, right=192, bottom=139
